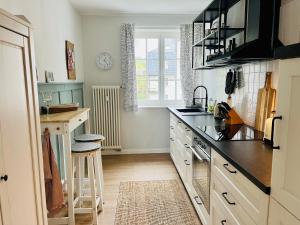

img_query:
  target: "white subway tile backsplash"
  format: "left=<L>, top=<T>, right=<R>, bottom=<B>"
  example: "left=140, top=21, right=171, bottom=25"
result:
left=198, top=61, right=273, bottom=126
left=254, top=63, right=261, bottom=72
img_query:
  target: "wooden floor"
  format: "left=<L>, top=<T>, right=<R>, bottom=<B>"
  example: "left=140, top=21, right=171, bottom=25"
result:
left=76, top=153, right=180, bottom=225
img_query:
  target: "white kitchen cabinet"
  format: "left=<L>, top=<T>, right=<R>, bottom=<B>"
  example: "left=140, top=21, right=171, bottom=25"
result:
left=0, top=9, right=47, bottom=225
left=211, top=150, right=269, bottom=225
left=271, top=58, right=300, bottom=220
left=268, top=198, right=300, bottom=225
left=169, top=113, right=208, bottom=225
left=169, top=113, right=194, bottom=189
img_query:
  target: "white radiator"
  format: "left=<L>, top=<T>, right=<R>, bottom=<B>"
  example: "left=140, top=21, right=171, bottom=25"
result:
left=92, top=86, right=121, bottom=150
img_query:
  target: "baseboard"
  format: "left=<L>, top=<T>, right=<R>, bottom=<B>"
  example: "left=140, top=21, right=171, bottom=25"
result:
left=101, top=148, right=170, bottom=155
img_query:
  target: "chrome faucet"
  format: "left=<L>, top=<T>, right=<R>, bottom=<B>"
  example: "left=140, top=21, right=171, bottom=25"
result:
left=192, top=85, right=208, bottom=111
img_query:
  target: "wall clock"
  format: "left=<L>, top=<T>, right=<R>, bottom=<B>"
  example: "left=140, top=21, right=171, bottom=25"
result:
left=96, top=52, right=113, bottom=70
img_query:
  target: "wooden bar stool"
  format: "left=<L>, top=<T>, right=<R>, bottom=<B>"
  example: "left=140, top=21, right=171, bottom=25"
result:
left=74, top=134, right=105, bottom=202
left=72, top=142, right=103, bottom=225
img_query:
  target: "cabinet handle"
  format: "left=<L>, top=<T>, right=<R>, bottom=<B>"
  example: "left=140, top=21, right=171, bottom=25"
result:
left=271, top=116, right=283, bottom=150
left=184, top=160, right=190, bottom=165
left=170, top=138, right=174, bottom=141
left=221, top=220, right=227, bottom=225
left=0, top=175, right=8, bottom=182
left=222, top=192, right=236, bottom=205
left=185, top=127, right=190, bottom=131
left=223, top=163, right=237, bottom=174
left=170, top=126, right=174, bottom=130
left=194, top=196, right=202, bottom=205
left=184, top=144, right=189, bottom=148
left=178, top=121, right=182, bottom=123
left=79, top=119, right=82, bottom=122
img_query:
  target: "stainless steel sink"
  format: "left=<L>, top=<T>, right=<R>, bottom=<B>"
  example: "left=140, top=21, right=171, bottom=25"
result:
left=176, top=108, right=212, bottom=116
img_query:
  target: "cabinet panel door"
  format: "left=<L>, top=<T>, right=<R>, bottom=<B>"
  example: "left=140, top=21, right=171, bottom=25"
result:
left=271, top=58, right=300, bottom=220
left=268, top=198, right=300, bottom=225
left=0, top=27, right=39, bottom=225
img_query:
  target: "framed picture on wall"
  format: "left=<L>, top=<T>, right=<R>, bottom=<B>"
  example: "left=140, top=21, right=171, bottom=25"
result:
left=65, top=40, right=76, bottom=80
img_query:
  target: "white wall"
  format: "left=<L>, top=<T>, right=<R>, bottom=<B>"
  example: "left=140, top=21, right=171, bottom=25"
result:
left=82, top=15, right=195, bottom=153
left=0, top=0, right=84, bottom=82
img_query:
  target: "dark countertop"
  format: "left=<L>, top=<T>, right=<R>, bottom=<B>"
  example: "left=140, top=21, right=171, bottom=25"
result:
left=168, top=107, right=273, bottom=194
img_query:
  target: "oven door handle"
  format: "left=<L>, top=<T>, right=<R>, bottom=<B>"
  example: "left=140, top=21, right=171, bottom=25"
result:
left=188, top=144, right=203, bottom=161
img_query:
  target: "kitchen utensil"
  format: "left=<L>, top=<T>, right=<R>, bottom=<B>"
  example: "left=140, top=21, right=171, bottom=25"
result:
left=221, top=102, right=231, bottom=111
left=214, top=102, right=231, bottom=120
left=225, top=69, right=236, bottom=104
left=225, top=108, right=244, bottom=125
left=255, top=72, right=276, bottom=131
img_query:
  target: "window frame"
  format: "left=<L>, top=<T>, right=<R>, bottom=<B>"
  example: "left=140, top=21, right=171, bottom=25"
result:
left=135, top=28, right=184, bottom=107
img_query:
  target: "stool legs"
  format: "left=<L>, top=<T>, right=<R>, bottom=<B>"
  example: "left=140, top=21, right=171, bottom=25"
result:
left=94, top=151, right=104, bottom=211
left=88, top=155, right=99, bottom=225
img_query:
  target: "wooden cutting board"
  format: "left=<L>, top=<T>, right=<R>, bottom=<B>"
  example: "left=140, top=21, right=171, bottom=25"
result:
left=255, top=72, right=276, bottom=131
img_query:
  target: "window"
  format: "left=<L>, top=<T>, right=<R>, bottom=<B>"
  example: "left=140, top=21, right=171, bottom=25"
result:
left=135, top=29, right=183, bottom=106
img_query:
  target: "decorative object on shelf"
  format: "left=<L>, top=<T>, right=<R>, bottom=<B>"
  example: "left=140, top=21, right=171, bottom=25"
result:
left=96, top=52, right=113, bottom=70
left=232, top=38, right=237, bottom=49
left=45, top=71, right=54, bottom=83
left=228, top=40, right=233, bottom=52
left=211, top=18, right=219, bottom=30
left=41, top=92, right=53, bottom=115
left=65, top=40, right=76, bottom=80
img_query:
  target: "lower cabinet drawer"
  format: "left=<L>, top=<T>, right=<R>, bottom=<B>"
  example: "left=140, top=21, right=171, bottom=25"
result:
left=212, top=150, right=269, bottom=225
left=211, top=190, right=239, bottom=225
left=212, top=176, right=256, bottom=225
left=70, top=111, right=88, bottom=131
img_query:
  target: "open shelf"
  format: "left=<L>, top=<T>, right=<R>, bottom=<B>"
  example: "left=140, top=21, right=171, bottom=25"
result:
left=193, top=28, right=245, bottom=47
left=193, top=64, right=228, bottom=70
left=194, top=0, right=240, bottom=23
left=192, top=0, right=281, bottom=69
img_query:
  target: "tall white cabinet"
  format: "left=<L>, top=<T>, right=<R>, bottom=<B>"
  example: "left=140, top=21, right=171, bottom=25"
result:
left=0, top=9, right=47, bottom=225
left=269, top=58, right=300, bottom=223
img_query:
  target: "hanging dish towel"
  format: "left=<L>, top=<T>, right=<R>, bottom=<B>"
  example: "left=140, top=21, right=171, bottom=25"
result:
left=42, top=129, right=64, bottom=213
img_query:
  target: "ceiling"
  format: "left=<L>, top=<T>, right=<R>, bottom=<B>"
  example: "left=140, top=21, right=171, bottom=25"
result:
left=69, top=0, right=211, bottom=15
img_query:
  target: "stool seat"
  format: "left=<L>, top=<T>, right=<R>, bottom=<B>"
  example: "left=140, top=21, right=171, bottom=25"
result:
left=72, top=142, right=101, bottom=153
left=74, top=134, right=105, bottom=143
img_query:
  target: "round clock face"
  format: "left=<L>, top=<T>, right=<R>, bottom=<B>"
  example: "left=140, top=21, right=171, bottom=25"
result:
left=96, top=52, right=113, bottom=70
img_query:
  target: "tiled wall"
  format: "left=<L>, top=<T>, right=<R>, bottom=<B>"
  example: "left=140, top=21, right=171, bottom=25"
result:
left=198, top=61, right=277, bottom=126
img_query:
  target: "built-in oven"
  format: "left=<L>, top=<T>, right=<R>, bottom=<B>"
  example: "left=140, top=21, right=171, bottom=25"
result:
left=191, top=135, right=211, bottom=214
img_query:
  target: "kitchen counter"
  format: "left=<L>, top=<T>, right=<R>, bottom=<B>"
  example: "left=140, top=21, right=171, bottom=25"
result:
left=168, top=107, right=273, bottom=194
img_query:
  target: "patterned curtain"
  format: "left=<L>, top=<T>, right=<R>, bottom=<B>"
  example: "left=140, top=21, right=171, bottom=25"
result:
left=120, top=23, right=138, bottom=112
left=180, top=24, right=201, bottom=107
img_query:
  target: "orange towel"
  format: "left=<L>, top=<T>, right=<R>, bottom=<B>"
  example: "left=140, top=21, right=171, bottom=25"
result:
left=42, top=129, right=64, bottom=212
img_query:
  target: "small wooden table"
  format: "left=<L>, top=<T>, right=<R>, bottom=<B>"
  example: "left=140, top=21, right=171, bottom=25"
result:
left=40, top=108, right=90, bottom=225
